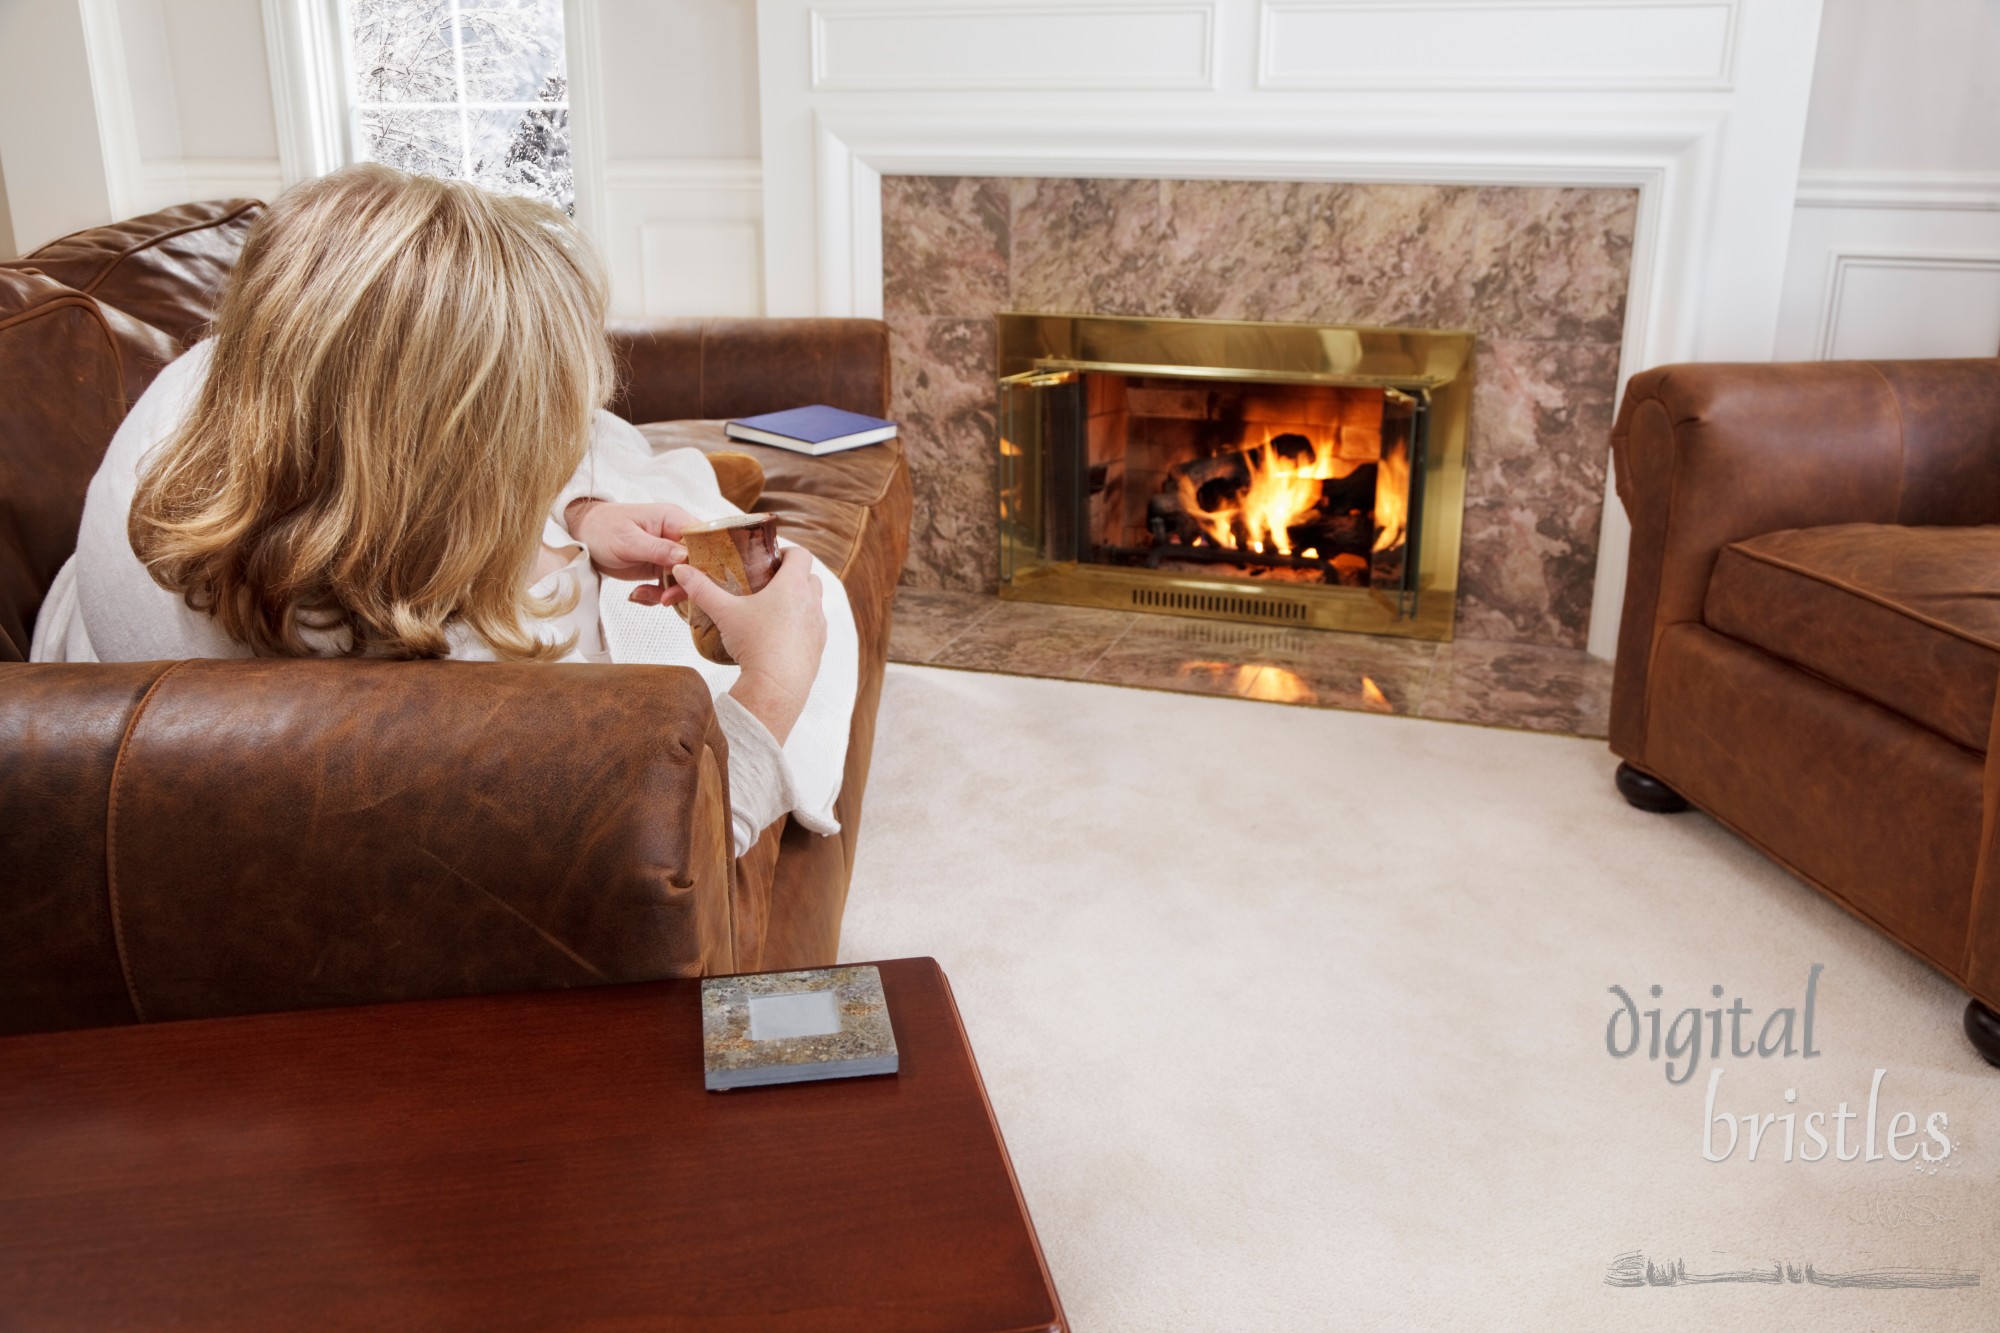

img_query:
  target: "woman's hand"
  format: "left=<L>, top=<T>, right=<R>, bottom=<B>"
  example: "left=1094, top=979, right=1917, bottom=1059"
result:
left=672, top=548, right=827, bottom=744
left=566, top=500, right=695, bottom=604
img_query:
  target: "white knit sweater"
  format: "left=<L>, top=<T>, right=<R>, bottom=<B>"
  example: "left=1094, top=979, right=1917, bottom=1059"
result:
left=30, top=341, right=856, bottom=858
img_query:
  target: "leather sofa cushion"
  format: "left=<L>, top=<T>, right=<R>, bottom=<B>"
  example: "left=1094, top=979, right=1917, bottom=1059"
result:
left=5, top=200, right=262, bottom=348
left=635, top=421, right=903, bottom=585
left=1705, top=523, right=2000, bottom=752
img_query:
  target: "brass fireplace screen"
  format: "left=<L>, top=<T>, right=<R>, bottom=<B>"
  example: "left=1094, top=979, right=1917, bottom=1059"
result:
left=997, top=312, right=1474, bottom=640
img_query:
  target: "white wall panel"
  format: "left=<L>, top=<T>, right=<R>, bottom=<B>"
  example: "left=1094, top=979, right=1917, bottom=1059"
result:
left=642, top=221, right=766, bottom=317
left=603, top=161, right=765, bottom=319
left=810, top=3, right=1217, bottom=91
left=1775, top=180, right=2000, bottom=360
left=1259, top=1, right=1737, bottom=90
left=1816, top=254, right=2000, bottom=361
left=1774, top=2, right=2000, bottom=362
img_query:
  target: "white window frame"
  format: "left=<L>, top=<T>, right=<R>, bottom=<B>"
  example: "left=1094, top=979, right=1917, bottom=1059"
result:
left=259, top=0, right=607, bottom=243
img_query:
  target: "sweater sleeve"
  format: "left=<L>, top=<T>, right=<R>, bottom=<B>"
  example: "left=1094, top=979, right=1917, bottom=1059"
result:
left=549, top=410, right=660, bottom=543
left=712, top=692, right=799, bottom=858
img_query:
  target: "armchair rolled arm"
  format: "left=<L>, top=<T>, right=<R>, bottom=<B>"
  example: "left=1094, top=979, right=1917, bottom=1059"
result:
left=1609, top=358, right=2000, bottom=761
left=0, top=658, right=736, bottom=1033
left=607, top=317, right=890, bottom=426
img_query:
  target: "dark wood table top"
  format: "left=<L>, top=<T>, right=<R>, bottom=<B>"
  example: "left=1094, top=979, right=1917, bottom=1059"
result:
left=0, top=956, right=1065, bottom=1332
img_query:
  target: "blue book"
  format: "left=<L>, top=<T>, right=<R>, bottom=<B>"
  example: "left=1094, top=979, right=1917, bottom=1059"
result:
left=723, top=404, right=899, bottom=456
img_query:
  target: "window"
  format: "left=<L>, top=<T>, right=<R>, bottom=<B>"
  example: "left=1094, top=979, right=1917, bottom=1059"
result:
left=340, top=0, right=572, bottom=213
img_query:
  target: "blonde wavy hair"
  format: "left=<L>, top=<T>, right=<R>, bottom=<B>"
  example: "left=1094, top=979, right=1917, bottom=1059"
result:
left=129, top=162, right=612, bottom=660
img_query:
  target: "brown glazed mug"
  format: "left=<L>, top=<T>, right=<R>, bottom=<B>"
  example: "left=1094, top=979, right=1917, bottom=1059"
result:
left=670, top=513, right=781, bottom=664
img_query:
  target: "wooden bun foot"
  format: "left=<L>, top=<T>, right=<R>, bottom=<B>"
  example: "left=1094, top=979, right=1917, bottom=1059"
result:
left=1615, top=761, right=1689, bottom=814
left=1966, top=1000, right=2000, bottom=1069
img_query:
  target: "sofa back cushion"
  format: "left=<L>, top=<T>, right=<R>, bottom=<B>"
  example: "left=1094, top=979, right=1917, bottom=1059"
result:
left=6, top=199, right=262, bottom=348
left=0, top=271, right=179, bottom=661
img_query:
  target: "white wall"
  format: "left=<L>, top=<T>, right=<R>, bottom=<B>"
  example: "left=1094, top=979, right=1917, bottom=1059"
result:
left=598, top=0, right=759, bottom=161
left=593, top=0, right=764, bottom=318
left=1800, top=0, right=2000, bottom=174
left=0, top=1, right=120, bottom=252
left=1773, top=0, right=2000, bottom=359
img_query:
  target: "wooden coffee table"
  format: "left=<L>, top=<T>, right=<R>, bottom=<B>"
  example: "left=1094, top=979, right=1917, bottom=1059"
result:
left=0, top=956, right=1065, bottom=1331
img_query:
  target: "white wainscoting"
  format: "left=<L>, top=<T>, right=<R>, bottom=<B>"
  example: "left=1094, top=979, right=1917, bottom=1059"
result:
left=757, top=0, right=1828, bottom=659
left=138, top=158, right=289, bottom=212
left=811, top=2, right=1218, bottom=91
left=1257, top=0, right=1739, bottom=91
left=602, top=161, right=766, bottom=320
left=1775, top=169, right=2000, bottom=361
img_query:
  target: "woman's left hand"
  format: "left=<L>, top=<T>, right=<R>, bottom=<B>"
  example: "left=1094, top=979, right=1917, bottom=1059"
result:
left=565, top=500, right=695, bottom=603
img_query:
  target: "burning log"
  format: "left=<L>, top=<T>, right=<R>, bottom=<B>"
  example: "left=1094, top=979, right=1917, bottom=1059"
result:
left=1286, top=511, right=1373, bottom=555
left=673, top=512, right=781, bottom=664
left=1173, top=452, right=1252, bottom=514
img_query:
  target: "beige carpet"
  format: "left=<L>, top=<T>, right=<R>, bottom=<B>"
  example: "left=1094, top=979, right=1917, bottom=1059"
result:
left=840, top=664, right=1998, bottom=1332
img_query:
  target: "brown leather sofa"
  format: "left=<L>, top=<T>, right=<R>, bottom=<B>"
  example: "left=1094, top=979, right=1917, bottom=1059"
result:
left=0, top=201, right=911, bottom=1035
left=1609, top=358, right=2000, bottom=1066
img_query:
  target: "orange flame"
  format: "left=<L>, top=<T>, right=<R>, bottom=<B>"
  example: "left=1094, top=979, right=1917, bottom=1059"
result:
left=1175, top=427, right=1407, bottom=558
left=1361, top=676, right=1390, bottom=710
left=1372, top=440, right=1409, bottom=553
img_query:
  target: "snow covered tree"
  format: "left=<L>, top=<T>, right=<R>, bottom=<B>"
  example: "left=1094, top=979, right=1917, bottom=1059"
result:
left=346, top=0, right=573, bottom=214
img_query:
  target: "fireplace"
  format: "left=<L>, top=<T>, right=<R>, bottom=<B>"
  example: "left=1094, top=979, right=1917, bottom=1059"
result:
left=997, top=313, right=1473, bottom=639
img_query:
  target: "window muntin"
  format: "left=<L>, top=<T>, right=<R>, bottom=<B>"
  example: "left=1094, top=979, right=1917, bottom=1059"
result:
left=341, top=0, right=572, bottom=213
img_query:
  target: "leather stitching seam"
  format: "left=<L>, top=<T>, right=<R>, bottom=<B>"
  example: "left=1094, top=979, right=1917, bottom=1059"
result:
left=1964, top=744, right=1998, bottom=983
left=1867, top=362, right=1910, bottom=524
left=105, top=659, right=188, bottom=1023
left=1721, top=542, right=2000, bottom=653
left=32, top=203, right=261, bottom=296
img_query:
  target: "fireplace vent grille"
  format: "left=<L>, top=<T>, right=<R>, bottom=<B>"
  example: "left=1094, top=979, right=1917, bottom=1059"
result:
left=1130, top=588, right=1309, bottom=623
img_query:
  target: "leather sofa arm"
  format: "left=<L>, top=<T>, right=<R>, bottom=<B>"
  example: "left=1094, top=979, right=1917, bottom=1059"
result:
left=1972, top=705, right=2000, bottom=1011
left=606, top=317, right=890, bottom=427
left=1609, top=358, right=2000, bottom=761
left=0, top=658, right=736, bottom=1034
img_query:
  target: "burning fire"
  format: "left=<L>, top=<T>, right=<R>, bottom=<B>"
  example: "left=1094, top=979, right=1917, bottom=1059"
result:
left=1173, top=427, right=1410, bottom=557
left=1371, top=442, right=1409, bottom=553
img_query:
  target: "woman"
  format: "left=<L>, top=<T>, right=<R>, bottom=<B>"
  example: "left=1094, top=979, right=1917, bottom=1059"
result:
left=30, top=163, right=852, bottom=858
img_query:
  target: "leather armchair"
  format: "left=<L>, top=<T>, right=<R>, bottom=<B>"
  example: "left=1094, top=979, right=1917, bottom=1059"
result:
left=0, top=202, right=910, bottom=1035
left=1609, top=358, right=2000, bottom=1064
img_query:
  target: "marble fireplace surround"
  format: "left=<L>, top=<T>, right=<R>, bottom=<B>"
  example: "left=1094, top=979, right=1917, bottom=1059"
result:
left=884, top=176, right=1635, bottom=650
left=753, top=0, right=1827, bottom=659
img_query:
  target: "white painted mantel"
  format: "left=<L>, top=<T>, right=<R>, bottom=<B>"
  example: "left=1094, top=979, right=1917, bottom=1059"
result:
left=755, top=0, right=1828, bottom=659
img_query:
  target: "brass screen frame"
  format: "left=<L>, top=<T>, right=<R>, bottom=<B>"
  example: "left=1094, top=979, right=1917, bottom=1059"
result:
left=996, top=312, right=1474, bottom=641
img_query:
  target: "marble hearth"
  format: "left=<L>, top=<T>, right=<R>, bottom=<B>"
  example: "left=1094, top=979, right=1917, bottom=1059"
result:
left=882, top=176, right=1638, bottom=653
left=888, top=589, right=1613, bottom=740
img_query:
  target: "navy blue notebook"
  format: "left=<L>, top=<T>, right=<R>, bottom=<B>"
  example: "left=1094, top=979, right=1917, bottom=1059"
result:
left=723, top=405, right=899, bottom=456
